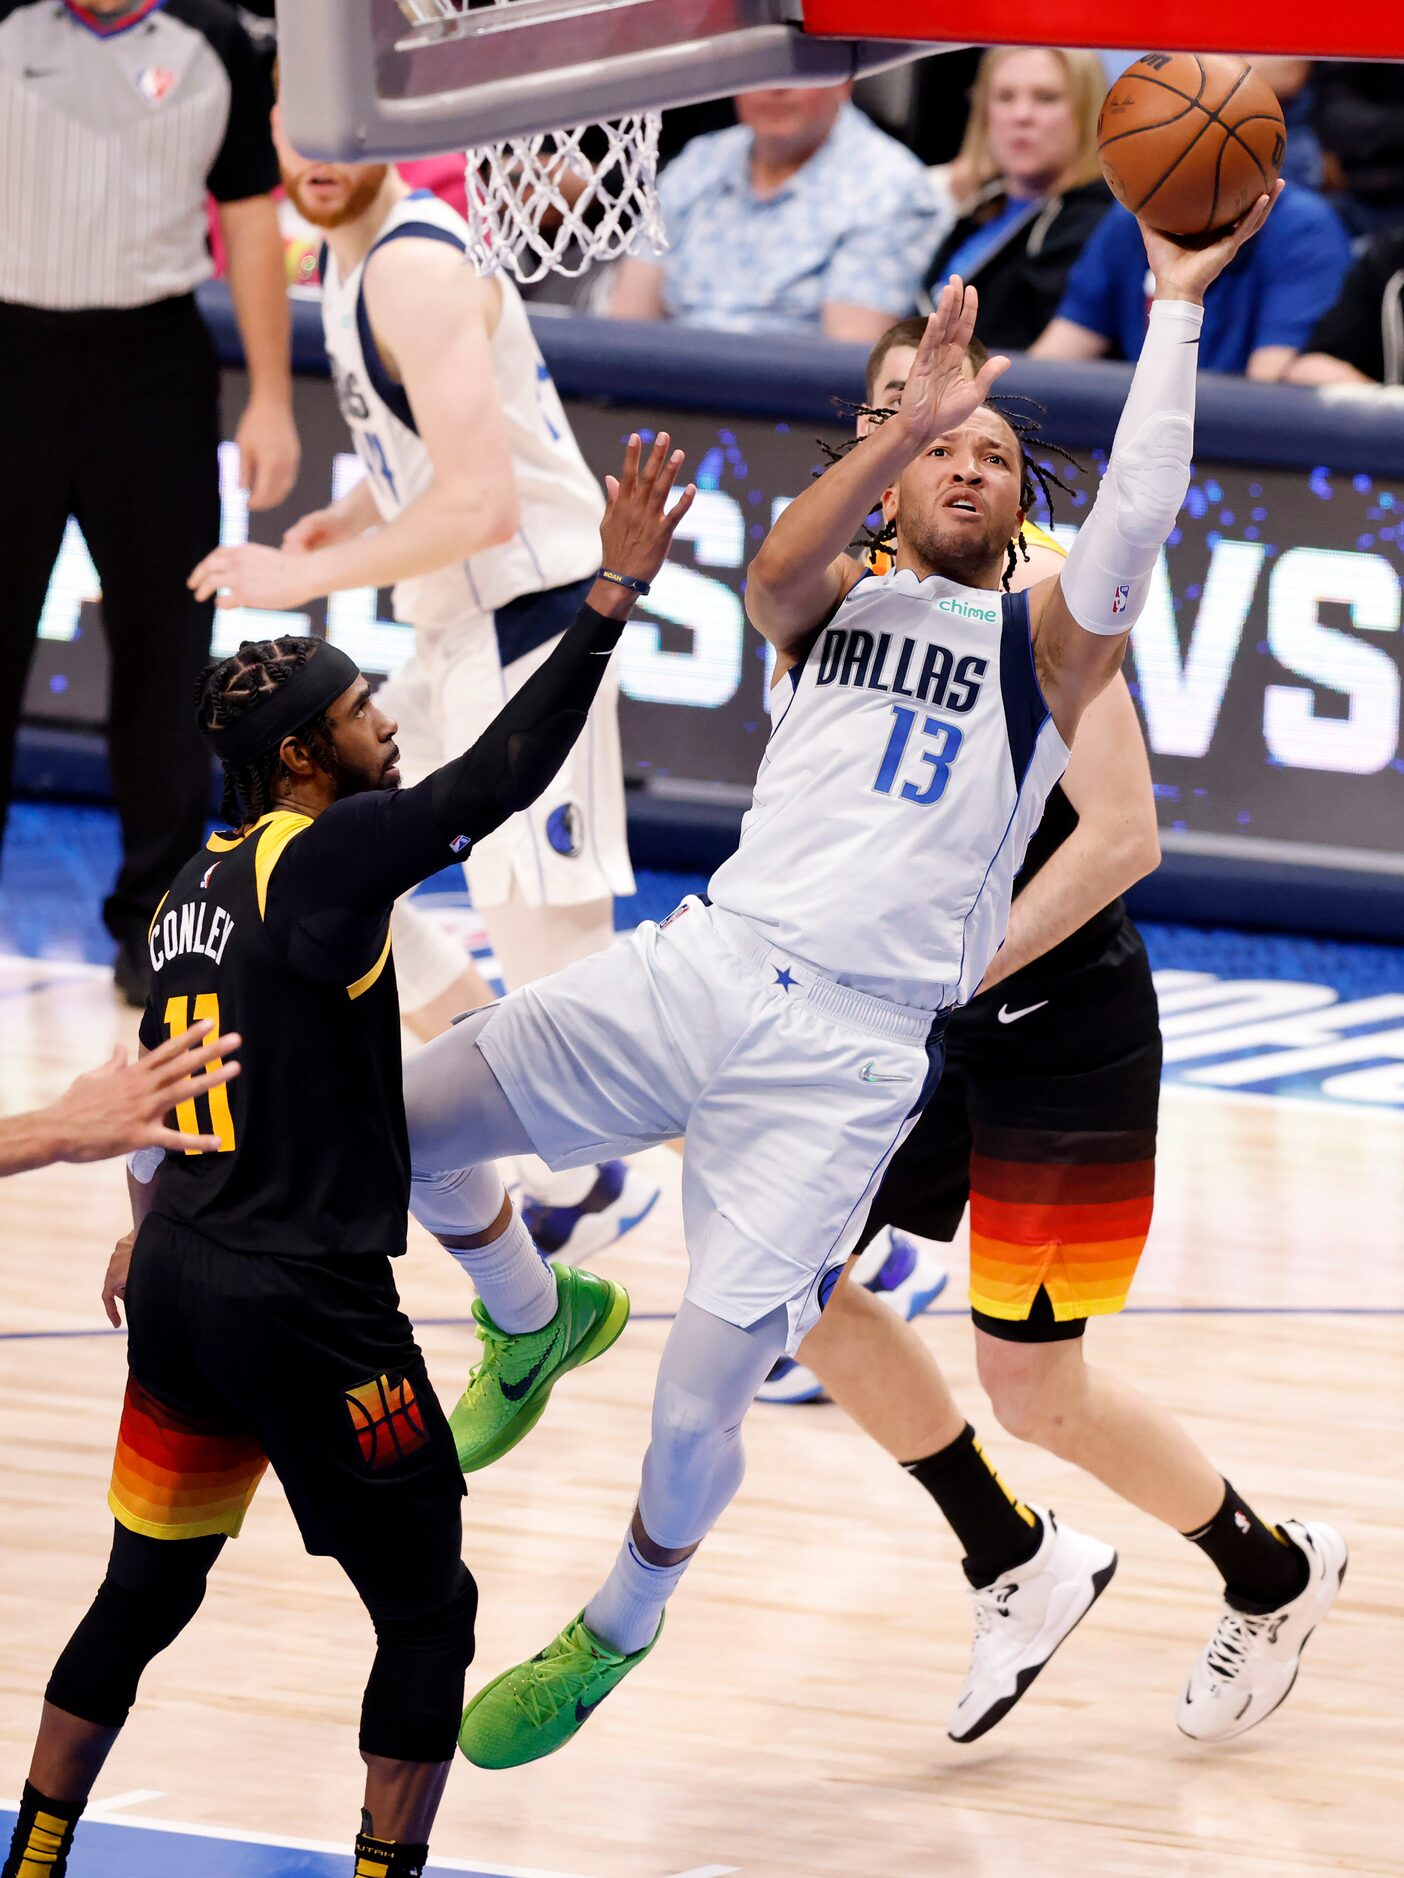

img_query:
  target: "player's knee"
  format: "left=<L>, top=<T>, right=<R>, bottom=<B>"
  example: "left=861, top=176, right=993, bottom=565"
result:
left=652, top=1376, right=736, bottom=1461
left=978, top=1344, right=1078, bottom=1448
left=408, top=1158, right=504, bottom=1240
left=44, top=1537, right=218, bottom=1728
left=359, top=1561, right=478, bottom=1764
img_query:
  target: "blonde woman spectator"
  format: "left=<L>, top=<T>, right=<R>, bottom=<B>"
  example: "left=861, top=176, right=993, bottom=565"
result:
left=920, top=48, right=1112, bottom=351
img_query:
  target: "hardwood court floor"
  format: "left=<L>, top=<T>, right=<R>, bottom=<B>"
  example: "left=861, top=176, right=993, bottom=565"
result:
left=1, top=956, right=1401, bottom=1877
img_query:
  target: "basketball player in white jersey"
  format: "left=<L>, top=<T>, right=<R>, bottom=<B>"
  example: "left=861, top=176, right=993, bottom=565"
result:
left=399, top=192, right=1328, bottom=1768
left=757, top=320, right=1343, bottom=1746
left=188, top=119, right=657, bottom=1261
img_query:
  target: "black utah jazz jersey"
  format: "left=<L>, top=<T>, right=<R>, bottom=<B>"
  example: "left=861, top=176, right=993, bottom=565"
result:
left=140, top=808, right=422, bottom=1260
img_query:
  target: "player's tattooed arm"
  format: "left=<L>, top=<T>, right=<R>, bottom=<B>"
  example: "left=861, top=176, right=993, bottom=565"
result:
left=746, top=279, right=1009, bottom=653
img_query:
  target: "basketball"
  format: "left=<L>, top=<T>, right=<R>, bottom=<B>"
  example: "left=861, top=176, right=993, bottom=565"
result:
left=1097, top=53, right=1286, bottom=236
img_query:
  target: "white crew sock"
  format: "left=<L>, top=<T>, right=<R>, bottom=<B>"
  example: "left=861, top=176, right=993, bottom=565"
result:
left=450, top=1207, right=557, bottom=1333
left=507, top=1156, right=599, bottom=1209
left=584, top=1534, right=689, bottom=1656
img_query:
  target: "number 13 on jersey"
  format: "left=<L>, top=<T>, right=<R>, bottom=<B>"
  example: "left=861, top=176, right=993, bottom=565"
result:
left=872, top=705, right=963, bottom=805
left=163, top=995, right=237, bottom=1154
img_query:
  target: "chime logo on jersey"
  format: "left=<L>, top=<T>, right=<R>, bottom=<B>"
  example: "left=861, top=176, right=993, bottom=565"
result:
left=813, top=625, right=987, bottom=712
left=133, top=66, right=178, bottom=106
left=546, top=802, right=585, bottom=858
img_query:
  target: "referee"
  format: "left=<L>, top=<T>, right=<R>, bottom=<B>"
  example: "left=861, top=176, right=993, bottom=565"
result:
left=0, top=0, right=299, bottom=1003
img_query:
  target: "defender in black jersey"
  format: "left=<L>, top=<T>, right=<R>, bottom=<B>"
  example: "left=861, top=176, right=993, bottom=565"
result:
left=3, top=435, right=696, bottom=1878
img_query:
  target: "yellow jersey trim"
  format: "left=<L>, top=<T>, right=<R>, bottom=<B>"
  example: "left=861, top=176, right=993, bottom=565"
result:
left=147, top=891, right=169, bottom=945
left=254, top=810, right=313, bottom=920
left=1022, top=518, right=1067, bottom=558
left=347, top=927, right=393, bottom=1002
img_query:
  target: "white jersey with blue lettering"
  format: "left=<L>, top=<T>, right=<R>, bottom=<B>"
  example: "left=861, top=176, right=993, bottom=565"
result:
left=708, top=567, right=1071, bottom=1009
left=319, top=189, right=603, bottom=633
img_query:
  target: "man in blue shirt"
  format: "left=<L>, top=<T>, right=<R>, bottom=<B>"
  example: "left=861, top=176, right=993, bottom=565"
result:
left=608, top=86, right=937, bottom=343
left=1031, top=181, right=1351, bottom=378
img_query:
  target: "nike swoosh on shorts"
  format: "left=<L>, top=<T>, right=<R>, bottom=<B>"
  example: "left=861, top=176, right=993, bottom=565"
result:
left=997, top=1000, right=1049, bottom=1025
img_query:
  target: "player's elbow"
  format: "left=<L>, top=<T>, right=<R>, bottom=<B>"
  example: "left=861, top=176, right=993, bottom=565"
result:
left=451, top=483, right=520, bottom=556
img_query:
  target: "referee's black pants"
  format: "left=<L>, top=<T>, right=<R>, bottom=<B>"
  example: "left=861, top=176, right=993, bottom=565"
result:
left=0, top=294, right=219, bottom=949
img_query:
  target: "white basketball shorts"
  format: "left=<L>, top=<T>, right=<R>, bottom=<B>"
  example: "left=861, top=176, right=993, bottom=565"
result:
left=379, top=605, right=635, bottom=911
left=477, top=898, right=948, bottom=1351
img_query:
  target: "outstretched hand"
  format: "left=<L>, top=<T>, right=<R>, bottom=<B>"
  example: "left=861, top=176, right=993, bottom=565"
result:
left=594, top=432, right=698, bottom=612
left=53, top=1020, right=242, bottom=1162
left=895, top=279, right=1011, bottom=451
left=1140, top=182, right=1282, bottom=303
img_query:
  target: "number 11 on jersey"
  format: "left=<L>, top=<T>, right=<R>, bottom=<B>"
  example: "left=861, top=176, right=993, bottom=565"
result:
left=872, top=704, right=964, bottom=805
left=163, top=994, right=237, bottom=1154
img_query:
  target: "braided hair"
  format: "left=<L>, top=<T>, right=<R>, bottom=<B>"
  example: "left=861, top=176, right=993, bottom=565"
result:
left=195, top=638, right=339, bottom=827
left=836, top=323, right=1082, bottom=590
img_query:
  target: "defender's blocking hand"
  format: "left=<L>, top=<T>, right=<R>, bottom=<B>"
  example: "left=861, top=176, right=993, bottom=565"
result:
left=592, top=432, right=697, bottom=616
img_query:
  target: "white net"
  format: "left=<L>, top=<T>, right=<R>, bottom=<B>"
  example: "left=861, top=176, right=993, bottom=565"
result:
left=462, top=115, right=667, bottom=284
left=390, top=0, right=667, bottom=284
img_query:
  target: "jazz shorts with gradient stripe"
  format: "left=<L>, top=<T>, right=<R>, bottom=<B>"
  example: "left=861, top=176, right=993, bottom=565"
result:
left=860, top=918, right=1160, bottom=1338
left=110, top=1215, right=463, bottom=1553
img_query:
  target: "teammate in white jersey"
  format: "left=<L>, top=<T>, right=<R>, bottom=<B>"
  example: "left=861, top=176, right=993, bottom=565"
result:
left=399, top=193, right=1299, bottom=1768
left=189, top=120, right=656, bottom=1258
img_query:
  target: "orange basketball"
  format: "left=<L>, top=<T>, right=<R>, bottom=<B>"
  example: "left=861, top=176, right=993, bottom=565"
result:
left=1097, top=53, right=1286, bottom=237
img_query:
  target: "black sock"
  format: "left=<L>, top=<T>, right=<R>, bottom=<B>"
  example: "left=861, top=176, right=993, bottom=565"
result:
left=903, top=1424, right=1043, bottom=1588
left=2, top=1779, right=85, bottom=1878
left=1184, top=1481, right=1309, bottom=1613
left=354, top=1829, right=430, bottom=1876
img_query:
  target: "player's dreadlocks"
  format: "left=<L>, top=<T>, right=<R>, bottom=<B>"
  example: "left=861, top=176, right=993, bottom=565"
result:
left=823, top=320, right=1083, bottom=590
left=196, top=638, right=339, bottom=827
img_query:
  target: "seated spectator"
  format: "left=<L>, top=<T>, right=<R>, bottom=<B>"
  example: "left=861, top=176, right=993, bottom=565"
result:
left=607, top=85, right=935, bottom=341
left=1287, top=229, right=1404, bottom=386
left=1313, top=62, right=1404, bottom=237
left=921, top=48, right=1113, bottom=351
left=1031, top=181, right=1351, bottom=378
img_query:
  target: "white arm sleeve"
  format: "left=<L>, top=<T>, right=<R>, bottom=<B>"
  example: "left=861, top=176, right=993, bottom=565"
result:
left=127, top=1147, right=165, bottom=1184
left=1057, top=298, right=1205, bottom=635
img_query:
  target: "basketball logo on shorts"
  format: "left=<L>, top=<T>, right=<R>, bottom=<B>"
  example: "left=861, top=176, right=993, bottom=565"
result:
left=344, top=1372, right=429, bottom=1470
left=546, top=803, right=584, bottom=858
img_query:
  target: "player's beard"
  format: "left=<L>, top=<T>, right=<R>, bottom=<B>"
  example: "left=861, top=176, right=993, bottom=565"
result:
left=897, top=508, right=1010, bottom=589
left=282, top=164, right=389, bottom=229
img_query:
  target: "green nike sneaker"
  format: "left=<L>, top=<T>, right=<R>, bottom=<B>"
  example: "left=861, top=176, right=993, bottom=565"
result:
left=448, top=1262, right=629, bottom=1473
left=458, top=1611, right=662, bottom=1769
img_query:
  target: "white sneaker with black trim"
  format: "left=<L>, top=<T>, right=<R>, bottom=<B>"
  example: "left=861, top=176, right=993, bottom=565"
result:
left=1177, top=1518, right=1347, bottom=1743
left=948, top=1506, right=1117, bottom=1743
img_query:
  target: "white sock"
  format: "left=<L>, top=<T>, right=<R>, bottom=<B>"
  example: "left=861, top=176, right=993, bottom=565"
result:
left=450, top=1208, right=557, bottom=1333
left=509, top=1156, right=598, bottom=1209
left=584, top=1534, right=690, bottom=1656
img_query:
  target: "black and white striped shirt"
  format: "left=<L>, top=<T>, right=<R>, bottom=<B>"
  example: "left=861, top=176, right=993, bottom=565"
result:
left=0, top=0, right=277, bottom=310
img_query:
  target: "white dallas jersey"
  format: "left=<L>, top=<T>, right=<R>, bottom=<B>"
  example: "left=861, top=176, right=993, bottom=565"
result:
left=709, top=568, right=1070, bottom=1009
left=320, top=190, right=603, bottom=632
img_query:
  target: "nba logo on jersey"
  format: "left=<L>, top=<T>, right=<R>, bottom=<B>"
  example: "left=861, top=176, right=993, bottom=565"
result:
left=133, top=66, right=178, bottom=105
left=1111, top=583, right=1131, bottom=616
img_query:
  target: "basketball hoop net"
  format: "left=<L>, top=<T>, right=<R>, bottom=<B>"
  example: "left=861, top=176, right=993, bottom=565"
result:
left=464, top=114, right=666, bottom=284
left=392, top=0, right=666, bottom=282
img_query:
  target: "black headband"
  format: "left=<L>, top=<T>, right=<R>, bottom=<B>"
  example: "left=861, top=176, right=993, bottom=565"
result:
left=206, top=643, right=362, bottom=768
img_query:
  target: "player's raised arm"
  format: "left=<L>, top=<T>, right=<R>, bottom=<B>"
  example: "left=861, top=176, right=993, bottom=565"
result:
left=745, top=280, right=1009, bottom=655
left=260, top=433, right=696, bottom=966
left=1028, top=186, right=1281, bottom=740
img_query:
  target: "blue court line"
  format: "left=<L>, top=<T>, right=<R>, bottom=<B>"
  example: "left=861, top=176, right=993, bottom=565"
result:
left=0, top=1808, right=577, bottom=1878
left=5, top=1304, right=1403, bottom=1345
